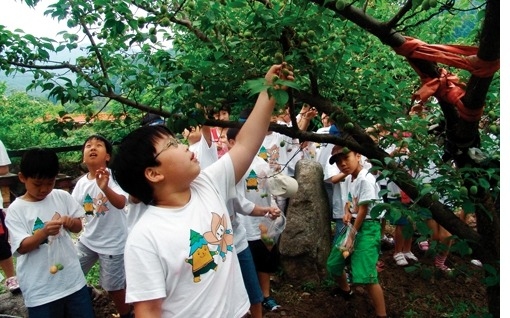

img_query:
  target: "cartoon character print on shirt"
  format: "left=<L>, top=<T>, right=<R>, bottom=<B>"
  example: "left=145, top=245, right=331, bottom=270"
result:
left=82, top=192, right=110, bottom=217
left=83, top=194, right=94, bottom=215
left=259, top=144, right=282, bottom=172
left=33, top=217, right=48, bottom=245
left=32, top=212, right=61, bottom=245
left=203, top=212, right=234, bottom=261
left=347, top=192, right=359, bottom=214
left=185, top=230, right=218, bottom=283
left=245, top=170, right=259, bottom=192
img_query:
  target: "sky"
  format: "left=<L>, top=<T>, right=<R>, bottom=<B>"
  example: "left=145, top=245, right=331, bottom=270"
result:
left=0, top=1, right=66, bottom=39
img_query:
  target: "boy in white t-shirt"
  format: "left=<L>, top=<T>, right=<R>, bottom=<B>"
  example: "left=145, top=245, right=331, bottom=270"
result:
left=72, top=135, right=132, bottom=318
left=110, top=64, right=293, bottom=318
left=6, top=148, right=94, bottom=317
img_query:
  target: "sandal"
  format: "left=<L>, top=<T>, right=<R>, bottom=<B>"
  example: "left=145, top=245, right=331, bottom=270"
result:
left=418, top=240, right=429, bottom=251
left=376, top=260, right=385, bottom=272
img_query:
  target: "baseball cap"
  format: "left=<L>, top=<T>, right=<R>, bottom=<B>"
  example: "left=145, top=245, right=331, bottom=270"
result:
left=268, top=174, right=299, bottom=198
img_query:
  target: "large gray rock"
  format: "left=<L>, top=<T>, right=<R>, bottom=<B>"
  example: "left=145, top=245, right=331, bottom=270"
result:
left=0, top=292, right=28, bottom=317
left=279, top=159, right=332, bottom=284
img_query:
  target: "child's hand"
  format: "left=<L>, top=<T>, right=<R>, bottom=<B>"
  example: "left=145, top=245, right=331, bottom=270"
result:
left=265, top=206, right=281, bottom=220
left=95, top=167, right=110, bottom=190
left=59, top=215, right=75, bottom=230
left=44, top=219, right=63, bottom=236
left=265, top=63, right=294, bottom=89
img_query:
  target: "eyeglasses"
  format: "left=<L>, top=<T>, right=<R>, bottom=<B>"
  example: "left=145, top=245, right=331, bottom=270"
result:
left=154, top=137, right=179, bottom=159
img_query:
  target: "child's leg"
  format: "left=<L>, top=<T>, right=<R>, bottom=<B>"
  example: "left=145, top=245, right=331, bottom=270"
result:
left=366, top=283, right=386, bottom=317
left=65, top=285, right=95, bottom=318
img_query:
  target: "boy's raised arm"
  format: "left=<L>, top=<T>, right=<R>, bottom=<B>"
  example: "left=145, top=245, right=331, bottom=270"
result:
left=229, top=64, right=294, bottom=183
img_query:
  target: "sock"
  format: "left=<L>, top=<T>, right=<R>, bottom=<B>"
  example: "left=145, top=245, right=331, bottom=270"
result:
left=434, top=254, right=448, bottom=269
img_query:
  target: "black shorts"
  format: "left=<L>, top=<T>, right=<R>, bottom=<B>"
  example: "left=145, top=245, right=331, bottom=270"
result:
left=0, top=210, right=13, bottom=260
left=248, top=239, right=280, bottom=273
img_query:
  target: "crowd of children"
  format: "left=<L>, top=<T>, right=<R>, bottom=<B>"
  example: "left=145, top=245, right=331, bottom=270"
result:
left=0, top=64, right=476, bottom=318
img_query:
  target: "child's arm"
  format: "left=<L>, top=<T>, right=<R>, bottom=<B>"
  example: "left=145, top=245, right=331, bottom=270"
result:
left=96, top=167, right=127, bottom=209
left=133, top=298, right=164, bottom=318
left=229, top=64, right=294, bottom=183
left=351, top=204, right=368, bottom=232
left=201, top=125, right=214, bottom=147
left=60, top=215, right=83, bottom=233
left=17, top=219, right=62, bottom=254
left=331, top=172, right=347, bottom=184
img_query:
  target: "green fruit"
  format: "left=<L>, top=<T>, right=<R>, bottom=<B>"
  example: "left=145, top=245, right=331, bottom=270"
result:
left=56, top=263, right=64, bottom=270
left=280, top=141, right=285, bottom=147
left=274, top=52, right=284, bottom=63
left=422, top=0, right=430, bottom=10
left=469, top=185, right=478, bottom=195
left=488, top=110, right=497, bottom=119
left=459, top=186, right=468, bottom=196
left=150, top=35, right=157, bottom=43
left=272, top=75, right=280, bottom=83
left=344, top=122, right=354, bottom=131
left=335, top=0, right=347, bottom=10
left=300, top=41, right=309, bottom=48
left=161, top=4, right=168, bottom=14
left=429, top=0, right=437, bottom=7
left=243, top=31, right=252, bottom=37
left=423, top=183, right=432, bottom=188
left=489, top=124, right=499, bottom=134
left=307, top=30, right=316, bottom=38
left=149, top=27, right=157, bottom=35
left=431, top=193, right=440, bottom=201
left=160, top=17, right=171, bottom=27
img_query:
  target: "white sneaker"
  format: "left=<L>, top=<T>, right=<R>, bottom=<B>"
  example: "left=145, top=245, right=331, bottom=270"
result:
left=393, top=252, right=408, bottom=266
left=403, top=252, right=418, bottom=261
left=470, top=259, right=483, bottom=267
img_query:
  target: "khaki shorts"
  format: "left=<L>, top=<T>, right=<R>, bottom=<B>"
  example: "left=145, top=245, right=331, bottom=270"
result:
left=76, top=241, right=126, bottom=291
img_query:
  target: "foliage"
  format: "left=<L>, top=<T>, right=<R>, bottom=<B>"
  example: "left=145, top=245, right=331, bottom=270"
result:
left=0, top=0, right=500, bottom=313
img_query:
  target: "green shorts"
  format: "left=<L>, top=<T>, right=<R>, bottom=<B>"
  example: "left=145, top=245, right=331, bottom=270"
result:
left=327, top=220, right=381, bottom=284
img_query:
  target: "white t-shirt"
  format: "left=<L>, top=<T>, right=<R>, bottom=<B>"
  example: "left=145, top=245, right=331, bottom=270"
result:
left=0, top=140, right=11, bottom=208
left=124, top=154, right=249, bottom=318
left=125, top=201, right=148, bottom=233
left=343, top=169, right=381, bottom=220
left=325, top=162, right=345, bottom=220
left=235, top=156, right=273, bottom=241
left=315, top=126, right=335, bottom=180
left=189, top=134, right=218, bottom=169
left=5, top=190, right=87, bottom=307
left=71, top=169, right=128, bottom=255
left=259, top=132, right=294, bottom=176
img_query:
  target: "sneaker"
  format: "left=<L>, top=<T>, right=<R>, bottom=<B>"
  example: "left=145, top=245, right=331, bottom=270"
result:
left=262, top=296, right=281, bottom=311
left=470, top=259, right=483, bottom=267
left=381, top=234, right=394, bottom=245
left=403, top=252, right=418, bottom=261
left=418, top=240, right=429, bottom=251
left=5, top=276, right=21, bottom=294
left=393, top=252, right=408, bottom=266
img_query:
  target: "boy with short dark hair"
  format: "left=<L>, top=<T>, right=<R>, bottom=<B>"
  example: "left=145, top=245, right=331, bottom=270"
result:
left=72, top=135, right=132, bottom=318
left=5, top=148, right=94, bottom=317
left=326, top=146, right=387, bottom=318
left=111, top=64, right=293, bottom=317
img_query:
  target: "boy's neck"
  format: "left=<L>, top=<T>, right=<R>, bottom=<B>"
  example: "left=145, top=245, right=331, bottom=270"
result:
left=351, top=166, right=362, bottom=180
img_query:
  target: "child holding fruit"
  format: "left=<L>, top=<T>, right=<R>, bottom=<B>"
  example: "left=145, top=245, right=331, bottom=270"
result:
left=111, top=64, right=293, bottom=318
left=326, top=146, right=387, bottom=318
left=5, top=148, right=94, bottom=317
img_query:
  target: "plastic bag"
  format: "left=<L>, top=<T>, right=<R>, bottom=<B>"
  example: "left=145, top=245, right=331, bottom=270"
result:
left=47, top=227, right=76, bottom=275
left=335, top=223, right=357, bottom=259
left=259, top=214, right=286, bottom=250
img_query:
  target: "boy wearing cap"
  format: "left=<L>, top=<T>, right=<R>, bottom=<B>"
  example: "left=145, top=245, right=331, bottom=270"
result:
left=326, top=146, right=387, bottom=318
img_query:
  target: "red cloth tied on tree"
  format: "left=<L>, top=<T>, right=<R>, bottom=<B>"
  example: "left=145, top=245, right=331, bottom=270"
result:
left=393, top=37, right=500, bottom=122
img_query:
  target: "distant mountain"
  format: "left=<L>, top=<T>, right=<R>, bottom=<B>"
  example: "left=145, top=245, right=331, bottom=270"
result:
left=0, top=48, right=81, bottom=97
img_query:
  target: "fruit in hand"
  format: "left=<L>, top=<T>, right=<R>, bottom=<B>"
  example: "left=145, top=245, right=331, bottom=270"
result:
left=50, top=265, right=58, bottom=274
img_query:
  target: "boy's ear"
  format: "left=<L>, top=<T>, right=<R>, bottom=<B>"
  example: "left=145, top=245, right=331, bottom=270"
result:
left=17, top=172, right=26, bottom=183
left=144, top=167, right=164, bottom=183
